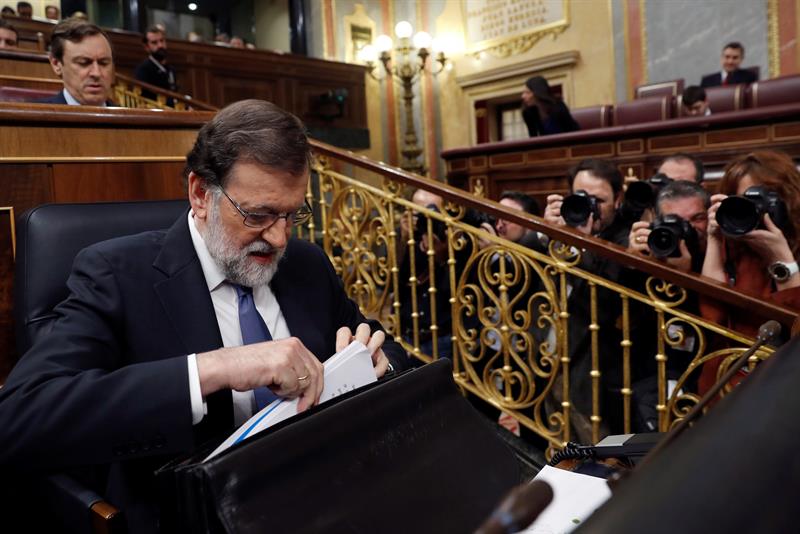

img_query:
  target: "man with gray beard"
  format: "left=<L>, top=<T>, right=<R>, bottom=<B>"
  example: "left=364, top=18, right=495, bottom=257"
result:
left=0, top=99, right=408, bottom=533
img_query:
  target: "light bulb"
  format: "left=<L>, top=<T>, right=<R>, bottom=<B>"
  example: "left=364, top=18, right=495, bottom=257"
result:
left=358, top=44, right=378, bottom=63
left=395, top=21, right=413, bottom=39
left=375, top=34, right=393, bottom=52
left=412, top=31, right=432, bottom=50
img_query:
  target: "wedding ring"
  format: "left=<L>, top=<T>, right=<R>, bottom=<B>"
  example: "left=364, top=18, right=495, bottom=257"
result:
left=297, top=374, right=310, bottom=381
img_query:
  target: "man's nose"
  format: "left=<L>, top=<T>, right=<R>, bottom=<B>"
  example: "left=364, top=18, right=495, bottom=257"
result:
left=88, top=61, right=101, bottom=77
left=260, top=218, right=289, bottom=248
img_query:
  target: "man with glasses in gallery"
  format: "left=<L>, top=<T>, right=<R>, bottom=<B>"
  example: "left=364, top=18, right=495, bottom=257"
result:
left=0, top=99, right=408, bottom=533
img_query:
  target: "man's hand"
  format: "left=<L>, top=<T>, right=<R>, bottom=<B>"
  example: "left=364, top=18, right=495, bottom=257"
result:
left=628, top=221, right=651, bottom=255
left=336, top=323, right=390, bottom=378
left=544, top=194, right=565, bottom=227
left=197, top=337, right=324, bottom=412
left=477, top=221, right=497, bottom=250
left=665, top=240, right=693, bottom=273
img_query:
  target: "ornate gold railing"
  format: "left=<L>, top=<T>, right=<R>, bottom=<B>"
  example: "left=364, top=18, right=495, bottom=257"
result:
left=298, top=141, right=796, bottom=454
left=112, top=74, right=217, bottom=112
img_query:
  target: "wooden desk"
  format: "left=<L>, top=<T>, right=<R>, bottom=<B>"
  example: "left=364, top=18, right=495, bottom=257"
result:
left=0, top=103, right=213, bottom=381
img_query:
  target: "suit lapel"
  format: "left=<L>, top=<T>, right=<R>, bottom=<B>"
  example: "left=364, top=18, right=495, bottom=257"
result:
left=152, top=213, right=223, bottom=354
left=152, top=213, right=232, bottom=435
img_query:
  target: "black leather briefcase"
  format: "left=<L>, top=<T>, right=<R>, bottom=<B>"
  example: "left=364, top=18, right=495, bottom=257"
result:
left=156, top=359, right=522, bottom=533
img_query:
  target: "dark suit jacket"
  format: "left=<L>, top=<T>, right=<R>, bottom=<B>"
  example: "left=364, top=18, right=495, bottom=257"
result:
left=700, top=68, right=758, bottom=87
left=0, top=213, right=409, bottom=532
left=522, top=100, right=580, bottom=137
left=34, top=90, right=114, bottom=106
left=34, top=90, right=68, bottom=104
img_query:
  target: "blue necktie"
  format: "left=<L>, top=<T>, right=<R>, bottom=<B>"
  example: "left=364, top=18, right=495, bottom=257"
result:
left=233, top=284, right=278, bottom=409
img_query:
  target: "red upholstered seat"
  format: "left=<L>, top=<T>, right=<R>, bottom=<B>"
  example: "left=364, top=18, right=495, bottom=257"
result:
left=635, top=79, right=684, bottom=99
left=613, top=96, right=673, bottom=126
left=0, top=86, right=58, bottom=103
left=747, top=74, right=800, bottom=108
left=571, top=105, right=613, bottom=130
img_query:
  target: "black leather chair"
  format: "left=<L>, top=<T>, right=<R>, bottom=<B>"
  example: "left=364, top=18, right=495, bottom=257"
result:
left=12, top=199, right=188, bottom=534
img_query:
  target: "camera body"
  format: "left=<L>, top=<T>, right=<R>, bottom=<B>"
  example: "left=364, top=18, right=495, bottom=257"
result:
left=716, top=185, right=788, bottom=237
left=621, top=173, right=673, bottom=223
left=648, top=214, right=699, bottom=258
left=561, top=190, right=601, bottom=227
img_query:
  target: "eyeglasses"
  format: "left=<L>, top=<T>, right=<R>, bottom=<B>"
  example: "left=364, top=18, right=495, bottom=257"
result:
left=220, top=188, right=313, bottom=229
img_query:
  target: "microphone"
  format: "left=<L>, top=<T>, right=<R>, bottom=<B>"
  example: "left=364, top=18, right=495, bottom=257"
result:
left=474, top=480, right=554, bottom=534
left=757, top=320, right=781, bottom=343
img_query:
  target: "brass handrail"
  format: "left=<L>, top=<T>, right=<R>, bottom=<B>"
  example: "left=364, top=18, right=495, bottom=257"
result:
left=309, top=139, right=798, bottom=327
left=303, top=151, right=781, bottom=452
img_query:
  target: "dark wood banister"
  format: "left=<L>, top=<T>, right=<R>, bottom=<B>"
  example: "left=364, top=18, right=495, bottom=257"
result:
left=311, top=139, right=799, bottom=327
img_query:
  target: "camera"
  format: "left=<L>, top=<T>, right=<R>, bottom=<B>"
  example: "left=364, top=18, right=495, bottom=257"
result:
left=621, top=173, right=673, bottom=221
left=715, top=185, right=788, bottom=237
left=561, top=190, right=601, bottom=227
left=648, top=214, right=699, bottom=258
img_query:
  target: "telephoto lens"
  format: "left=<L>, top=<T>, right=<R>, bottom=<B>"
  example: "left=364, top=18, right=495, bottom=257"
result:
left=716, top=185, right=788, bottom=237
left=561, top=190, right=600, bottom=227
left=648, top=214, right=697, bottom=258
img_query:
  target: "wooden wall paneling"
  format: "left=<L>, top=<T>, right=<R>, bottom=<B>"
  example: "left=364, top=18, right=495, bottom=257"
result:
left=50, top=162, right=187, bottom=203
left=0, top=164, right=54, bottom=216
left=442, top=105, right=800, bottom=201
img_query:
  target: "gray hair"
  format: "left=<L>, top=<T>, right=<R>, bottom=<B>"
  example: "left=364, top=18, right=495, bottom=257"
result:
left=184, top=99, right=311, bottom=188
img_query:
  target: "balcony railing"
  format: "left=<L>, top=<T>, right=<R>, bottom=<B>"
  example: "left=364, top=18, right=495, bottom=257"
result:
left=298, top=140, right=795, bottom=453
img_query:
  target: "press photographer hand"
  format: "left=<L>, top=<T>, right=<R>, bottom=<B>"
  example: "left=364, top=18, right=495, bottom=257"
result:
left=544, top=194, right=566, bottom=227
left=628, top=221, right=651, bottom=255
left=739, top=213, right=795, bottom=266
left=706, top=193, right=727, bottom=241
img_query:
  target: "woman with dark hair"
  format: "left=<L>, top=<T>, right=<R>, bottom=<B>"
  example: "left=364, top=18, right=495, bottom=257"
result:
left=521, top=76, right=579, bottom=137
left=698, top=150, right=800, bottom=392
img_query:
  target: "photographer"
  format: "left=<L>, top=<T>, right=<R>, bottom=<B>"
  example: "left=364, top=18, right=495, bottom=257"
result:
left=699, top=150, right=800, bottom=391
left=542, top=159, right=632, bottom=441
left=628, top=180, right=710, bottom=273
left=397, top=188, right=453, bottom=360
left=624, top=181, right=710, bottom=429
left=478, top=190, right=544, bottom=251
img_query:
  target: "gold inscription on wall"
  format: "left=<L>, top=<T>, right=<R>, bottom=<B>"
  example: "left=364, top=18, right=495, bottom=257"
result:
left=464, top=0, right=569, bottom=58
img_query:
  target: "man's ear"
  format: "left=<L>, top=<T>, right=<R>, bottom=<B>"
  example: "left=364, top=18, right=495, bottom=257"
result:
left=48, top=55, right=63, bottom=77
left=187, top=172, right=211, bottom=220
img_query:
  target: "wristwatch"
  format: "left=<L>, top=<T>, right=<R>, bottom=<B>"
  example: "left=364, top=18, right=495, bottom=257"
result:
left=768, top=261, right=799, bottom=282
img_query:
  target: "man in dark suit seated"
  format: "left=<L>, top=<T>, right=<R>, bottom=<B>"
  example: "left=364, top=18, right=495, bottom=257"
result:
left=134, top=25, right=178, bottom=102
left=37, top=18, right=114, bottom=106
left=700, top=41, right=758, bottom=87
left=0, top=99, right=409, bottom=533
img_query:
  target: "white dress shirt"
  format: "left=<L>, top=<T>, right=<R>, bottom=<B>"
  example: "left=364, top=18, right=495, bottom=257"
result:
left=62, top=88, right=107, bottom=107
left=186, top=211, right=292, bottom=425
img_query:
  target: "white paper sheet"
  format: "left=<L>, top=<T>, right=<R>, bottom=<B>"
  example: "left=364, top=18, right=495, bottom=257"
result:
left=204, top=340, right=376, bottom=461
left=521, top=465, right=612, bottom=534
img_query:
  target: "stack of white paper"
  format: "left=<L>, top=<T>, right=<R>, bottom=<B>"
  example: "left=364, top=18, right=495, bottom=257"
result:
left=205, top=340, right=376, bottom=461
left=522, top=465, right=612, bottom=533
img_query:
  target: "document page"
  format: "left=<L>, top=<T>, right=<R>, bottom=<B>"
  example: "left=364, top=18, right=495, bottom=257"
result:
left=521, top=465, right=612, bottom=533
left=205, top=341, right=376, bottom=461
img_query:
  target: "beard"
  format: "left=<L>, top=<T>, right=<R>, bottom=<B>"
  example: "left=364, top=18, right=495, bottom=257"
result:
left=203, top=198, right=285, bottom=287
left=152, top=48, right=167, bottom=61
